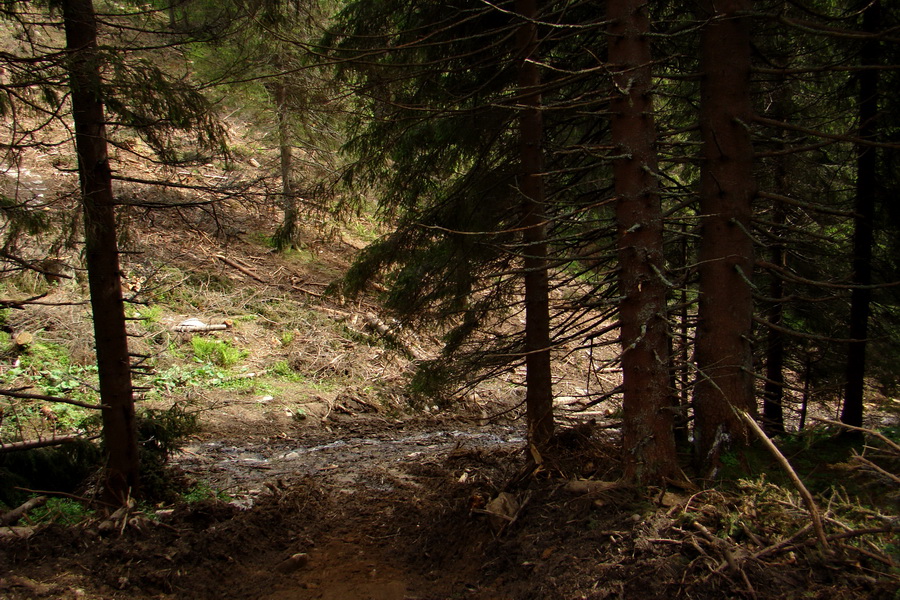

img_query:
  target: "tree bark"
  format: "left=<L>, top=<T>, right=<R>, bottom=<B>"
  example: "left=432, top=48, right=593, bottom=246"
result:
left=841, top=0, right=879, bottom=431
left=607, top=0, right=679, bottom=483
left=762, top=200, right=787, bottom=434
left=692, top=0, right=756, bottom=473
left=274, top=78, right=299, bottom=250
left=516, top=0, right=553, bottom=452
left=63, top=0, right=139, bottom=505
left=762, top=84, right=791, bottom=435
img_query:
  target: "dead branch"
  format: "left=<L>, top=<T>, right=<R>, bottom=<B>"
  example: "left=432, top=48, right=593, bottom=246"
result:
left=0, top=292, right=51, bottom=310
left=736, top=409, right=830, bottom=551
left=810, top=417, right=900, bottom=454
left=292, top=285, right=324, bottom=297
left=0, top=434, right=87, bottom=453
left=363, top=312, right=426, bottom=360
left=1, top=495, right=47, bottom=526
left=752, top=523, right=813, bottom=560
left=760, top=526, right=897, bottom=559
left=693, top=520, right=741, bottom=574
left=215, top=254, right=267, bottom=283
left=850, top=453, right=900, bottom=485
left=0, top=388, right=104, bottom=410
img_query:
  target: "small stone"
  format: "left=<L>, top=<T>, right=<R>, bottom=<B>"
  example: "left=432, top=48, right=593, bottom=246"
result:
left=275, top=553, right=309, bottom=574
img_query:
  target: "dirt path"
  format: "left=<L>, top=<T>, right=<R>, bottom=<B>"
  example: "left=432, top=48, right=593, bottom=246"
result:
left=161, top=414, right=533, bottom=600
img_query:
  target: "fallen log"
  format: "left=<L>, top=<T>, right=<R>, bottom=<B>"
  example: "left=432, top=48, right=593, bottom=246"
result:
left=0, top=434, right=84, bottom=453
left=173, top=318, right=233, bottom=332
left=1, top=496, right=47, bottom=526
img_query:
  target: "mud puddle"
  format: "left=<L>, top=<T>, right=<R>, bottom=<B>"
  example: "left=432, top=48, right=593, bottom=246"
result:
left=174, top=424, right=525, bottom=507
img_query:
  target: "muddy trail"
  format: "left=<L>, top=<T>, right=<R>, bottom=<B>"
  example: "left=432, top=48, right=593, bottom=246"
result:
left=2, top=411, right=624, bottom=600
left=175, top=421, right=526, bottom=508
left=5, top=405, right=898, bottom=600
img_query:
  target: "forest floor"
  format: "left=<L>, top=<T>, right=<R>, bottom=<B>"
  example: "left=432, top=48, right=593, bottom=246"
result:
left=1, top=135, right=899, bottom=599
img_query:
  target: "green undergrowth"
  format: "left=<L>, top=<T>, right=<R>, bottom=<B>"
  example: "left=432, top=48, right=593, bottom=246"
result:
left=182, top=481, right=232, bottom=503
left=719, top=425, right=899, bottom=514
left=190, top=336, right=248, bottom=368
left=28, top=497, right=96, bottom=526
left=676, top=474, right=899, bottom=570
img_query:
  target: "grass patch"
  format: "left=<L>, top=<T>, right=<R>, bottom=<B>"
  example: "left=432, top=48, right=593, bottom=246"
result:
left=270, top=359, right=305, bottom=382
left=190, top=337, right=247, bottom=368
left=182, top=481, right=231, bottom=503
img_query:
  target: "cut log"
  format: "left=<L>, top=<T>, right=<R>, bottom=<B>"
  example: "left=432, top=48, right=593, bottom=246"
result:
left=12, top=331, right=33, bottom=347
left=562, top=480, right=621, bottom=495
left=173, top=318, right=233, bottom=333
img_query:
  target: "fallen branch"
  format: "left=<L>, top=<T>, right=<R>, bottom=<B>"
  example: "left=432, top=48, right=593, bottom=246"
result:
left=0, top=526, right=35, bottom=540
left=752, top=523, right=813, bottom=560
left=694, top=520, right=741, bottom=574
left=215, top=254, right=266, bottom=283
left=0, top=292, right=49, bottom=310
left=736, top=409, right=830, bottom=551
left=364, top=312, right=426, bottom=360
left=758, top=526, right=897, bottom=560
left=0, top=434, right=87, bottom=453
left=1, top=496, right=47, bottom=526
left=292, top=285, right=324, bottom=297
left=851, top=453, right=900, bottom=485
left=810, top=417, right=900, bottom=454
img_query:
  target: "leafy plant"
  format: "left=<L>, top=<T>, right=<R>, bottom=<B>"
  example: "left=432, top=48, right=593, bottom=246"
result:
left=29, top=497, right=94, bottom=525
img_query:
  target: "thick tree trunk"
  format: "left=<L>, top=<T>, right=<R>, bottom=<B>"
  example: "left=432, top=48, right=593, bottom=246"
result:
left=607, top=0, right=679, bottom=483
left=63, top=0, right=139, bottom=505
left=841, top=0, right=879, bottom=430
left=516, top=0, right=553, bottom=452
left=692, top=0, right=756, bottom=473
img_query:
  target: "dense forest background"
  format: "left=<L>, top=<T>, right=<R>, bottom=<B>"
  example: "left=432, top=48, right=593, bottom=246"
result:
left=0, top=0, right=898, bottom=598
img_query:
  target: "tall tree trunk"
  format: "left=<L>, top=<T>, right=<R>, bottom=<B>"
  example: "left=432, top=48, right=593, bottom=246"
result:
left=273, top=78, right=299, bottom=251
left=692, top=0, right=756, bottom=474
left=63, top=0, right=139, bottom=505
left=762, top=200, right=786, bottom=434
left=607, top=0, right=679, bottom=483
left=516, top=0, right=553, bottom=452
left=762, top=83, right=791, bottom=435
left=841, top=0, right=879, bottom=430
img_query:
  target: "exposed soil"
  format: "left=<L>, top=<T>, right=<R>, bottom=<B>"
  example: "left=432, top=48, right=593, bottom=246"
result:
left=3, top=402, right=898, bottom=600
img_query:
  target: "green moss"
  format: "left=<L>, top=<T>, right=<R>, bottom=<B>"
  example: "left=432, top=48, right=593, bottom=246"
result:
left=21, top=340, right=71, bottom=368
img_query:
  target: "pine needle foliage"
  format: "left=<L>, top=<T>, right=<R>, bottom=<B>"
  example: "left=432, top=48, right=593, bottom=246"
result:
left=327, top=0, right=616, bottom=395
